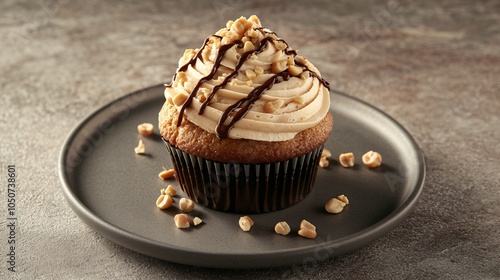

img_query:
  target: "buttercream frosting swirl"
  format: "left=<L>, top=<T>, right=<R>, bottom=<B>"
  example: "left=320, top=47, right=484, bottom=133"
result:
left=164, top=15, right=330, bottom=141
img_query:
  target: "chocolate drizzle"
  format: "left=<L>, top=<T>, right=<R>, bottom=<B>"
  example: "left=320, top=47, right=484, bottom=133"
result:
left=199, top=37, right=274, bottom=115
left=294, top=60, right=330, bottom=90
left=168, top=28, right=331, bottom=138
left=215, top=71, right=286, bottom=139
left=176, top=37, right=238, bottom=126
left=166, top=35, right=220, bottom=88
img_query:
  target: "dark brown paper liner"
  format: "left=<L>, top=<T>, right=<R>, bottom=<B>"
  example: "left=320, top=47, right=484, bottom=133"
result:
left=163, top=139, right=323, bottom=214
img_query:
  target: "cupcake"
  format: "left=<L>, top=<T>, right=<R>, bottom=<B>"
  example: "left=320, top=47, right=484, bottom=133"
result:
left=159, top=15, right=333, bottom=213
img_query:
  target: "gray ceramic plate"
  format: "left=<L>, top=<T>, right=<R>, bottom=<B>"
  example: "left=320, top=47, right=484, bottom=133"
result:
left=59, top=84, right=425, bottom=268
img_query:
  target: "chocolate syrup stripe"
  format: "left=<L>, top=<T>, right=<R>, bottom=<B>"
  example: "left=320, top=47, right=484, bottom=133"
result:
left=199, top=37, right=275, bottom=115
left=176, top=38, right=239, bottom=126
left=165, top=35, right=221, bottom=88
left=295, top=60, right=331, bottom=90
left=215, top=71, right=284, bottom=139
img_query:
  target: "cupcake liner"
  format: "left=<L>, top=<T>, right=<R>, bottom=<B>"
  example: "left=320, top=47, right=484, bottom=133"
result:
left=163, top=139, right=323, bottom=213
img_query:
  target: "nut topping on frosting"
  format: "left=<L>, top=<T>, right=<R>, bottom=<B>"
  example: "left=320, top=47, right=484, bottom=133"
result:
left=164, top=15, right=331, bottom=141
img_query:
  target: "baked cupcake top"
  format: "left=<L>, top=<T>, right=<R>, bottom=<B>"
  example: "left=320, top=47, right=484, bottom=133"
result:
left=164, top=15, right=330, bottom=142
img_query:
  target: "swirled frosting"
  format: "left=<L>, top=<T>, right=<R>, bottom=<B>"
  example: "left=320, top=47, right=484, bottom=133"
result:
left=164, top=15, right=330, bottom=141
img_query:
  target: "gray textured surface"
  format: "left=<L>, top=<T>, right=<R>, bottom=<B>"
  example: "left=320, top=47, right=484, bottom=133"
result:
left=1, top=0, right=499, bottom=279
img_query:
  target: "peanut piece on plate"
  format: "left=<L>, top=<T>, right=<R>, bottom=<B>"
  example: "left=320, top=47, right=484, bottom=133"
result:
left=137, top=123, right=154, bottom=136
left=179, top=198, right=195, bottom=212
left=174, top=214, right=191, bottom=229
left=239, top=216, right=254, bottom=232
left=156, top=194, right=173, bottom=210
left=339, top=152, right=355, bottom=168
left=298, top=228, right=317, bottom=239
left=159, top=169, right=175, bottom=180
left=319, top=157, right=329, bottom=168
left=362, top=151, right=382, bottom=168
left=134, top=140, right=145, bottom=154
left=300, top=219, right=316, bottom=231
left=322, top=149, right=332, bottom=159
left=298, top=219, right=317, bottom=239
left=325, top=197, right=347, bottom=214
left=161, top=185, right=177, bottom=197
left=274, top=221, right=291, bottom=236
left=193, top=217, right=203, bottom=226
left=337, top=194, right=349, bottom=205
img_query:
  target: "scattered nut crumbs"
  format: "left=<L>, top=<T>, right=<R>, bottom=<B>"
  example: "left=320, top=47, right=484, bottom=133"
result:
left=134, top=140, right=146, bottom=154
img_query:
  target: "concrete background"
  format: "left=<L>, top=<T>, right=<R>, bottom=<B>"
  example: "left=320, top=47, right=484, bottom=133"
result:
left=1, top=0, right=499, bottom=279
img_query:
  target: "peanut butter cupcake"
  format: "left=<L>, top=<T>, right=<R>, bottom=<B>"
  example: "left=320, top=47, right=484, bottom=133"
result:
left=159, top=15, right=333, bottom=213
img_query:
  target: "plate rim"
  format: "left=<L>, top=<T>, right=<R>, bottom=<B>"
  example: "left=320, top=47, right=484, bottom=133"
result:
left=58, top=84, right=425, bottom=268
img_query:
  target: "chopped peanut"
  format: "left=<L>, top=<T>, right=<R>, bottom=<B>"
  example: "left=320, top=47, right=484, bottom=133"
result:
left=271, top=60, right=287, bottom=74
left=134, top=140, right=145, bottom=154
left=300, top=219, right=316, bottom=231
left=298, top=220, right=317, bottom=239
left=174, top=214, right=191, bottom=229
left=362, top=151, right=382, bottom=168
left=288, top=65, right=303, bottom=76
left=179, top=198, right=195, bottom=212
left=156, top=194, right=173, bottom=210
left=193, top=217, right=203, bottom=226
left=137, top=123, right=154, bottom=136
left=159, top=169, right=175, bottom=180
left=274, top=40, right=287, bottom=51
left=298, top=228, right=317, bottom=239
left=292, top=96, right=304, bottom=104
left=264, top=99, right=285, bottom=113
left=231, top=17, right=248, bottom=35
left=337, top=194, right=349, bottom=205
left=239, top=216, right=254, bottom=232
left=325, top=197, right=347, bottom=214
left=319, top=157, right=329, bottom=168
left=172, top=93, right=188, bottom=106
left=274, top=221, right=291, bottom=236
left=243, top=40, right=255, bottom=52
left=339, top=152, right=355, bottom=168
left=245, top=69, right=256, bottom=80
left=254, top=66, right=264, bottom=76
left=322, top=149, right=332, bottom=158
left=161, top=185, right=177, bottom=197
